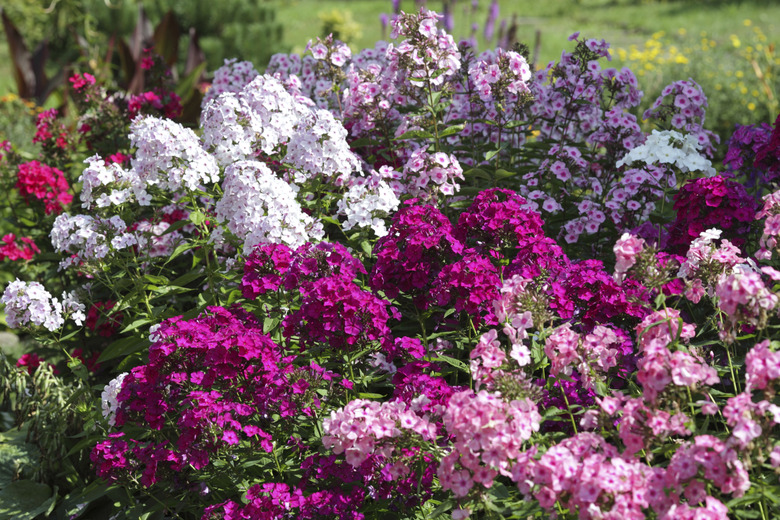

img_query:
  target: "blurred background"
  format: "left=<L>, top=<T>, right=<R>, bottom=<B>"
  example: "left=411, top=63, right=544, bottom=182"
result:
left=1, top=0, right=778, bottom=160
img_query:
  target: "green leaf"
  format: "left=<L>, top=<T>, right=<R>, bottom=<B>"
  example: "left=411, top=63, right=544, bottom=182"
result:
left=68, top=358, right=89, bottom=382
left=0, top=480, right=55, bottom=520
left=427, top=499, right=454, bottom=519
left=432, top=355, right=469, bottom=373
left=463, top=168, right=492, bottom=180
left=494, top=168, right=517, bottom=179
left=98, top=336, right=150, bottom=363
left=189, top=210, right=206, bottom=226
left=394, top=129, right=434, bottom=141
left=438, top=123, right=464, bottom=138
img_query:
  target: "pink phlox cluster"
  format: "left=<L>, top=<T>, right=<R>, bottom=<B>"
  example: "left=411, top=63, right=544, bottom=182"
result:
left=130, top=116, right=219, bottom=192
left=492, top=275, right=535, bottom=367
left=0, top=233, right=39, bottom=261
left=33, top=108, right=70, bottom=151
left=613, top=232, right=646, bottom=283
left=16, top=160, right=73, bottom=214
left=544, top=324, right=621, bottom=390
left=202, top=59, right=259, bottom=107
left=678, top=228, right=745, bottom=302
left=439, top=389, right=540, bottom=497
left=322, top=398, right=437, bottom=469
left=745, top=339, right=780, bottom=391
left=400, top=147, right=464, bottom=199
left=215, top=160, right=324, bottom=253
left=79, top=155, right=148, bottom=209
left=389, top=9, right=461, bottom=88
left=755, top=189, right=780, bottom=260
left=663, top=436, right=750, bottom=508
left=635, top=309, right=717, bottom=403
left=715, top=265, right=778, bottom=341
left=127, top=89, right=182, bottom=120
left=512, top=432, right=660, bottom=519
left=467, top=47, right=532, bottom=103
left=643, top=79, right=719, bottom=158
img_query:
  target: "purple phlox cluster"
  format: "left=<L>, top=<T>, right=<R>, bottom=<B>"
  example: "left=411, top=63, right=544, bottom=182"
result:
left=391, top=361, right=464, bottom=417
left=130, top=115, right=219, bottom=192
left=438, top=389, right=540, bottom=498
left=634, top=308, right=718, bottom=403
left=214, top=160, right=324, bottom=253
left=643, top=79, right=719, bottom=158
left=202, top=59, right=259, bottom=108
left=666, top=174, right=758, bottom=255
left=715, top=264, right=778, bottom=342
left=724, top=117, right=780, bottom=189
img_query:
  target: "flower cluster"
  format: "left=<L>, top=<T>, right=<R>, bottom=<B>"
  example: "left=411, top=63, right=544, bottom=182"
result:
left=16, top=160, right=73, bottom=214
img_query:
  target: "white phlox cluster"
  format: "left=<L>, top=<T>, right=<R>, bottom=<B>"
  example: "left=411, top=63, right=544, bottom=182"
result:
left=337, top=173, right=400, bottom=238
left=617, top=129, right=716, bottom=176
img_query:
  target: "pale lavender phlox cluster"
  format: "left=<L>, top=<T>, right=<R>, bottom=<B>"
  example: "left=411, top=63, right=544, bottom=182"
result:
left=130, top=116, right=219, bottom=192
left=1, top=280, right=85, bottom=331
left=79, top=155, right=147, bottom=209
left=336, top=172, right=400, bottom=237
left=401, top=147, right=464, bottom=199
left=215, top=160, right=324, bottom=254
left=50, top=213, right=136, bottom=269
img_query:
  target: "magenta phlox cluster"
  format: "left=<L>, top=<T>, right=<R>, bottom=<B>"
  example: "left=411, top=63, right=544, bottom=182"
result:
left=92, top=307, right=322, bottom=489
left=283, top=274, right=396, bottom=353
left=370, top=201, right=464, bottom=306
left=667, top=175, right=758, bottom=255
left=16, top=160, right=73, bottom=214
left=0, top=233, right=39, bottom=261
